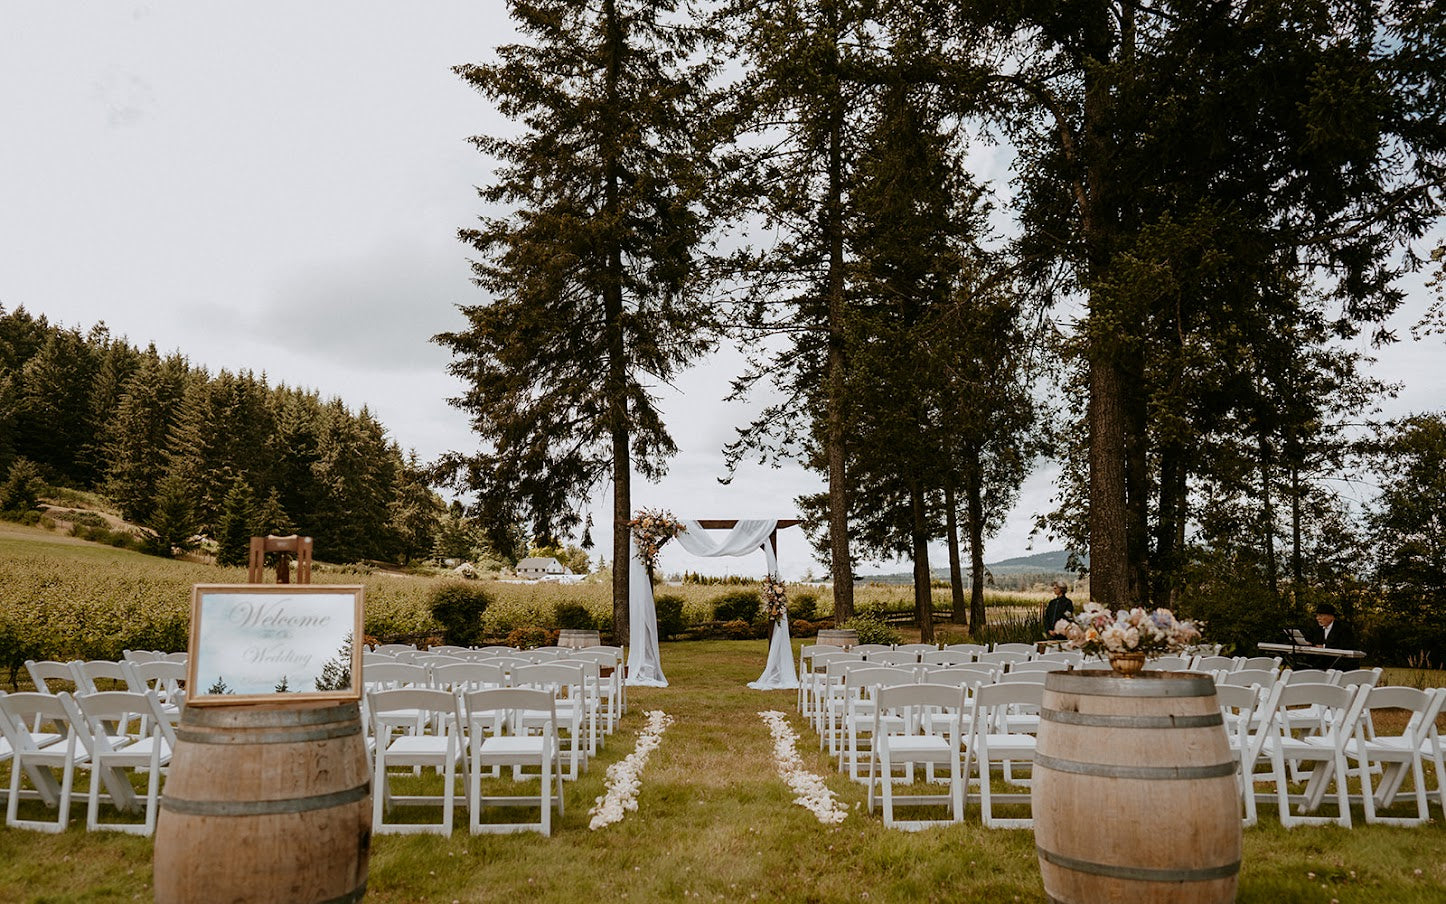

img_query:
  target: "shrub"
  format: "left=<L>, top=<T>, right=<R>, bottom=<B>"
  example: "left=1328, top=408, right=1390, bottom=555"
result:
left=0, top=458, right=44, bottom=516
left=655, top=593, right=687, bottom=640
left=712, top=589, right=761, bottom=623
left=968, top=609, right=1045, bottom=648
left=554, top=602, right=595, bottom=631
left=790, top=591, right=818, bottom=622
left=505, top=625, right=554, bottom=649
left=789, top=618, right=815, bottom=638
left=843, top=609, right=902, bottom=646
left=428, top=581, right=493, bottom=647
left=721, top=618, right=760, bottom=640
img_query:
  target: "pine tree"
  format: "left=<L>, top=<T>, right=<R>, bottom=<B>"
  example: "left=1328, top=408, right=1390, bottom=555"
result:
left=146, top=472, right=199, bottom=557
left=440, top=0, right=719, bottom=637
left=215, top=481, right=258, bottom=568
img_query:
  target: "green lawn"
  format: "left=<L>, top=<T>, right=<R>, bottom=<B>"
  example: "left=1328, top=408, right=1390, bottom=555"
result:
left=2, top=640, right=1445, bottom=902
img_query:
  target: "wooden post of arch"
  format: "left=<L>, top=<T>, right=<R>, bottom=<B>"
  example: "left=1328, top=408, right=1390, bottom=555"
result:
left=247, top=535, right=314, bottom=584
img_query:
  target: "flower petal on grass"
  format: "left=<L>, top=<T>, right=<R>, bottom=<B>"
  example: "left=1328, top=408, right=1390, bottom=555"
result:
left=759, top=710, right=847, bottom=825
left=589, top=710, right=674, bottom=830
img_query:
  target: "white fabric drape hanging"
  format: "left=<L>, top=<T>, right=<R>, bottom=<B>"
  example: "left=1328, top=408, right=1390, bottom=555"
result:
left=624, top=518, right=799, bottom=690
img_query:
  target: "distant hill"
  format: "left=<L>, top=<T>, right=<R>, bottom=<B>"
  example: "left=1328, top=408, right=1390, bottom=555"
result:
left=858, top=548, right=1086, bottom=584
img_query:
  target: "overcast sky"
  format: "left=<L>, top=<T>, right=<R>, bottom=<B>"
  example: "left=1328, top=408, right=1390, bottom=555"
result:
left=3, top=3, right=1441, bottom=580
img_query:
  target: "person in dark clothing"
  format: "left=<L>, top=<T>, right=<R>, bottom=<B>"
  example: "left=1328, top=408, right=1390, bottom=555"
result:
left=1044, top=582, right=1074, bottom=637
left=1311, top=602, right=1357, bottom=650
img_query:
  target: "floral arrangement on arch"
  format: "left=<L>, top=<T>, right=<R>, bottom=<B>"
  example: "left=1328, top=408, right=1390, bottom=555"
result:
left=760, top=575, right=788, bottom=624
left=629, top=508, right=686, bottom=576
left=1055, top=603, right=1203, bottom=658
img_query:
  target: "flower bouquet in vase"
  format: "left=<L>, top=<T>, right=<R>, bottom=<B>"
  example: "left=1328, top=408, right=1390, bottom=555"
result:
left=1055, top=603, right=1203, bottom=676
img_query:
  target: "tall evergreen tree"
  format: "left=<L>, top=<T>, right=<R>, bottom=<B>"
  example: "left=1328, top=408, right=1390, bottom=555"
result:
left=103, top=348, right=189, bottom=521
left=440, top=0, right=718, bottom=637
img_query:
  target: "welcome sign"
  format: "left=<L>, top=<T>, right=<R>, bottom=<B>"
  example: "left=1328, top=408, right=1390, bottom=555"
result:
left=187, top=584, right=364, bottom=705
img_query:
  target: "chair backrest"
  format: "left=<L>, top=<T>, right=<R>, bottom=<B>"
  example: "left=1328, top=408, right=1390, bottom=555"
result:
left=429, top=645, right=468, bottom=655
left=1219, top=668, right=1282, bottom=689
left=70, top=659, right=138, bottom=694
left=0, top=691, right=76, bottom=750
left=1285, top=668, right=1339, bottom=685
left=1336, top=667, right=1382, bottom=689
left=943, top=643, right=987, bottom=658
left=25, top=660, right=78, bottom=694
left=72, top=689, right=174, bottom=751
left=844, top=666, right=916, bottom=693
left=568, top=649, right=622, bottom=668
left=1036, top=651, right=1083, bottom=664
left=125, top=660, right=187, bottom=696
left=867, top=650, right=921, bottom=666
left=432, top=662, right=507, bottom=692
left=991, top=643, right=1036, bottom=656
left=412, top=655, right=467, bottom=667
left=368, top=687, right=462, bottom=726
left=801, top=644, right=844, bottom=663
left=1358, top=685, right=1444, bottom=742
left=1193, top=655, right=1238, bottom=672
left=971, top=680, right=1046, bottom=732
left=465, top=687, right=555, bottom=734
left=162, top=652, right=188, bottom=663
left=812, top=652, right=864, bottom=671
left=894, top=643, right=938, bottom=655
left=122, top=650, right=163, bottom=664
left=1009, top=660, right=1065, bottom=673
left=373, top=644, right=417, bottom=656
left=976, top=650, right=1030, bottom=666
left=876, top=682, right=966, bottom=735
left=1146, top=656, right=1191, bottom=671
left=921, top=650, right=973, bottom=666
left=922, top=668, right=994, bottom=689
left=511, top=663, right=586, bottom=697
left=362, top=662, right=431, bottom=689
left=474, top=646, right=520, bottom=656
left=851, top=644, right=892, bottom=656
left=1237, top=655, right=1282, bottom=671
left=1272, top=682, right=1363, bottom=743
left=997, top=670, right=1049, bottom=685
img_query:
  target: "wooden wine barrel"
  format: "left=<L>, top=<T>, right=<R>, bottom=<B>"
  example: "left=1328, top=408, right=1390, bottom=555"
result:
left=154, top=701, right=371, bottom=904
left=1034, top=671, right=1241, bottom=904
left=816, top=628, right=858, bottom=649
left=558, top=628, right=601, bottom=649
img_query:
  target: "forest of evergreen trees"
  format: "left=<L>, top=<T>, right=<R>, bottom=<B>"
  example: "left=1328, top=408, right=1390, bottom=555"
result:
left=0, top=305, right=443, bottom=565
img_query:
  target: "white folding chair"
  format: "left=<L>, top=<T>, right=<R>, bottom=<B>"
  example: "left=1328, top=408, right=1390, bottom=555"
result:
left=1008, top=660, right=1065, bottom=674
left=369, top=688, right=466, bottom=835
left=0, top=691, right=79, bottom=832
left=866, top=683, right=965, bottom=830
left=464, top=688, right=564, bottom=835
left=1260, top=682, right=1368, bottom=827
left=838, top=667, right=916, bottom=781
left=432, top=662, right=508, bottom=695
left=1144, top=655, right=1191, bottom=671
left=894, top=643, right=938, bottom=656
left=965, top=681, right=1045, bottom=828
left=921, top=650, right=973, bottom=667
left=24, top=660, right=79, bottom=695
left=851, top=644, right=893, bottom=657
left=69, top=660, right=141, bottom=695
left=1238, top=655, right=1283, bottom=671
left=798, top=644, right=845, bottom=716
left=1344, top=686, right=1445, bottom=826
left=975, top=651, right=1030, bottom=669
left=373, top=644, right=419, bottom=656
left=1193, top=655, right=1239, bottom=673
left=70, top=690, right=174, bottom=834
left=867, top=650, right=921, bottom=667
left=567, top=648, right=624, bottom=735
left=510, top=664, right=589, bottom=779
left=1215, top=682, right=1281, bottom=827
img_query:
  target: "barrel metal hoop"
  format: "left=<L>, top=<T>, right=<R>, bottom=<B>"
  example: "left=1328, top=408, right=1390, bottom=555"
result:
left=161, top=783, right=369, bottom=817
left=1046, top=673, right=1217, bottom=698
left=182, top=702, right=360, bottom=729
left=1041, top=708, right=1224, bottom=730
left=318, top=881, right=368, bottom=904
left=176, top=721, right=361, bottom=746
left=1034, top=752, right=1238, bottom=781
left=1038, top=846, right=1241, bottom=883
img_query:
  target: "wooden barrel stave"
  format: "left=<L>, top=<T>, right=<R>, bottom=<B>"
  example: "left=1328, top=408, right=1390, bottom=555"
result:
left=1034, top=671, right=1241, bottom=904
left=154, top=701, right=370, bottom=904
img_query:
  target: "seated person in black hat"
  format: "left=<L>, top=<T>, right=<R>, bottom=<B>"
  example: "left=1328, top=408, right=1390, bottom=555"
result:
left=1310, top=603, right=1356, bottom=650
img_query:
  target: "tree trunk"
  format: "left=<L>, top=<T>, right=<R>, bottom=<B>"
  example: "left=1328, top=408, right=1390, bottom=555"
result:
left=1124, top=358, right=1151, bottom=604
left=1259, top=430, right=1278, bottom=600
left=604, top=0, right=630, bottom=642
left=823, top=19, right=853, bottom=624
left=966, top=461, right=987, bottom=630
left=1088, top=356, right=1131, bottom=606
left=945, top=482, right=967, bottom=625
left=910, top=477, right=933, bottom=642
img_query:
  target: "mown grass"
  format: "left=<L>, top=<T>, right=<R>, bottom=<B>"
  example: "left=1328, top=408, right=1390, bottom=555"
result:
left=2, top=640, right=1444, bottom=903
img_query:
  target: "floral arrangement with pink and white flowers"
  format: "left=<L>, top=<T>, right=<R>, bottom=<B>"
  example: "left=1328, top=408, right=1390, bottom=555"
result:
left=1056, top=602, right=1203, bottom=657
left=629, top=508, right=686, bottom=576
left=760, top=575, right=788, bottom=624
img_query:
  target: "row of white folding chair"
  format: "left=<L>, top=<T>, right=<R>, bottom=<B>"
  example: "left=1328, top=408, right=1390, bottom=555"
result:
left=1226, top=679, right=1443, bottom=829
left=121, top=650, right=188, bottom=665
left=363, top=660, right=600, bottom=777
left=0, top=689, right=174, bottom=834
left=368, top=686, right=565, bottom=836
left=27, top=658, right=187, bottom=731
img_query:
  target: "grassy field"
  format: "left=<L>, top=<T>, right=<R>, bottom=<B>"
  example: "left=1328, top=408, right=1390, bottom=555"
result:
left=1, top=639, right=1445, bottom=902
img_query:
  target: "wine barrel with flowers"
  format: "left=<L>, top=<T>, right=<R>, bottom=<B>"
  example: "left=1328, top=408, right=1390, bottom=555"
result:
left=1033, top=670, right=1241, bottom=904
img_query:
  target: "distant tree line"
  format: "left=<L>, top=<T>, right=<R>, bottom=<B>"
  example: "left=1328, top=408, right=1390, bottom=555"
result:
left=0, top=306, right=443, bottom=565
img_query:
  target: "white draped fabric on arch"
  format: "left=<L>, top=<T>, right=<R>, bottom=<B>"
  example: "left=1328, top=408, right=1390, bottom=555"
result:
left=626, top=519, right=800, bottom=691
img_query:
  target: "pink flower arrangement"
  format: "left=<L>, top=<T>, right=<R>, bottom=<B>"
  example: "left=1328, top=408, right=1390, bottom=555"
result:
left=760, top=575, right=788, bottom=623
left=629, top=508, right=686, bottom=575
left=1056, top=602, right=1203, bottom=657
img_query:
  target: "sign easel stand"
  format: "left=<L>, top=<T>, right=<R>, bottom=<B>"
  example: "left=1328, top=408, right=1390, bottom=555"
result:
left=247, top=535, right=314, bottom=584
